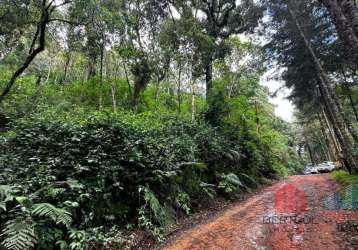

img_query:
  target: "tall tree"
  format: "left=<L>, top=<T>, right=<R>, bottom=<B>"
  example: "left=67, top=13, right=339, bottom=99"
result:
left=319, top=0, right=358, bottom=69
left=0, top=0, right=73, bottom=103
left=264, top=0, right=358, bottom=172
left=170, top=0, right=262, bottom=100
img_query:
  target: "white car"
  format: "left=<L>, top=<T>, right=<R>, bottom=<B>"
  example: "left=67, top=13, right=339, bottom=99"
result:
left=309, top=166, right=319, bottom=174
left=303, top=168, right=312, bottom=175
left=303, top=164, right=318, bottom=174
left=317, top=161, right=335, bottom=173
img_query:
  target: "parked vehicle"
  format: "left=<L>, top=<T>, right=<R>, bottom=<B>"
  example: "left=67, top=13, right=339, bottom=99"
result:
left=303, top=161, right=336, bottom=175
left=303, top=168, right=312, bottom=175
left=303, top=163, right=318, bottom=175
left=316, top=161, right=335, bottom=173
left=309, top=166, right=319, bottom=174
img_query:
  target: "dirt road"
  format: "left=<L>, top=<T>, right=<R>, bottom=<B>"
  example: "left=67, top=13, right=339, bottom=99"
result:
left=164, top=174, right=358, bottom=250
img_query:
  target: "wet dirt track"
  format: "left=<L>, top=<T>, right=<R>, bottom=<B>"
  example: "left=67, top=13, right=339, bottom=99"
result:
left=164, top=174, right=358, bottom=250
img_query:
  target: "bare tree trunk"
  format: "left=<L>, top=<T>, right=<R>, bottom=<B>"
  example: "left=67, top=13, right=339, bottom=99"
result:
left=318, top=112, right=339, bottom=161
left=288, top=0, right=357, bottom=173
left=205, top=58, right=213, bottom=100
left=322, top=107, right=342, bottom=152
left=60, top=50, right=71, bottom=84
left=305, top=138, right=316, bottom=165
left=110, top=83, right=117, bottom=112
left=321, top=0, right=358, bottom=69
left=122, top=60, right=132, bottom=98
left=177, top=63, right=182, bottom=114
left=255, top=99, right=261, bottom=136
left=87, top=60, right=96, bottom=81
left=99, top=43, right=104, bottom=110
left=190, top=80, right=196, bottom=122
left=45, top=59, right=52, bottom=84
left=347, top=89, right=358, bottom=123
left=316, top=128, right=332, bottom=161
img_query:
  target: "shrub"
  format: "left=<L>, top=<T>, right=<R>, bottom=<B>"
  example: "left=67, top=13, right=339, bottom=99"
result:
left=0, top=109, right=295, bottom=248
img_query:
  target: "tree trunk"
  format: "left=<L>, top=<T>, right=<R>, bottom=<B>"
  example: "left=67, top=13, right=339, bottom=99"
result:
left=348, top=89, right=358, bottom=123
left=155, top=77, right=161, bottom=102
left=321, top=0, right=358, bottom=69
left=191, top=81, right=196, bottom=122
left=318, top=112, right=339, bottom=161
left=255, top=99, right=260, bottom=136
left=205, top=58, right=213, bottom=100
left=322, top=107, right=343, bottom=153
left=110, top=83, right=117, bottom=112
left=288, top=1, right=358, bottom=173
left=177, top=64, right=182, bottom=114
left=122, top=60, right=132, bottom=98
left=320, top=84, right=355, bottom=173
left=340, top=0, right=358, bottom=37
left=316, top=128, right=332, bottom=161
left=45, top=59, right=52, bottom=84
left=331, top=81, right=358, bottom=143
left=305, top=138, right=316, bottom=165
left=0, top=2, right=49, bottom=103
left=343, top=81, right=358, bottom=123
left=60, top=50, right=71, bottom=84
left=99, top=43, right=104, bottom=110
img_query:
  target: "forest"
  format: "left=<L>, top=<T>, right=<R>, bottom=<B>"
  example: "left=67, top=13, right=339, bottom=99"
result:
left=0, top=0, right=357, bottom=249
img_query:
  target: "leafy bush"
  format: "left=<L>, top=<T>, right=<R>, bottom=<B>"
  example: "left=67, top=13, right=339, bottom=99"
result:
left=331, top=170, right=358, bottom=186
left=0, top=113, right=249, bottom=247
left=0, top=105, right=298, bottom=248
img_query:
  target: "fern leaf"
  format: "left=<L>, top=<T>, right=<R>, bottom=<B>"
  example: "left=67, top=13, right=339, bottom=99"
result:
left=31, top=203, right=72, bottom=227
left=0, top=218, right=37, bottom=250
left=141, top=187, right=173, bottom=227
left=238, top=173, right=259, bottom=188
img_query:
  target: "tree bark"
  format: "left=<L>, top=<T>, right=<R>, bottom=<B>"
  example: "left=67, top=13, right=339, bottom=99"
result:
left=340, top=0, right=358, bottom=37
left=316, top=128, right=332, bottom=161
left=122, top=60, right=132, bottom=98
left=191, top=79, right=196, bottom=122
left=177, top=63, right=182, bottom=113
left=321, top=0, right=358, bottom=69
left=288, top=0, right=358, bottom=173
left=87, top=60, right=96, bottom=80
left=60, top=50, right=71, bottom=84
left=205, top=58, right=213, bottom=100
left=305, top=137, right=316, bottom=165
left=318, top=112, right=339, bottom=161
left=99, top=42, right=104, bottom=110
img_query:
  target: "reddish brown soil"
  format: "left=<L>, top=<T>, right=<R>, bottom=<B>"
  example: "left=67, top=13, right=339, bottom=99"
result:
left=163, top=174, right=358, bottom=250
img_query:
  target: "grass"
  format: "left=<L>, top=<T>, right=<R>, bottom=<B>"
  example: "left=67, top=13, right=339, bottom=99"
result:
left=331, top=170, right=358, bottom=186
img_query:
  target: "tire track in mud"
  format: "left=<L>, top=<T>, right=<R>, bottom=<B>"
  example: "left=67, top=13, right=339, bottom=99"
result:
left=164, top=174, right=358, bottom=250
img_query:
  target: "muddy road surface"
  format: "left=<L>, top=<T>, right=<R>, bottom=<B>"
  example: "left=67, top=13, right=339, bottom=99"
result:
left=163, top=174, right=358, bottom=250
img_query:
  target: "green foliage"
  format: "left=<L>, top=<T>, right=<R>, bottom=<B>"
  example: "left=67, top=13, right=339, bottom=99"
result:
left=0, top=103, right=301, bottom=247
left=218, top=173, right=243, bottom=195
left=331, top=170, right=358, bottom=186
left=1, top=219, right=37, bottom=250
left=32, top=203, right=72, bottom=228
left=0, top=185, right=73, bottom=250
left=0, top=0, right=312, bottom=248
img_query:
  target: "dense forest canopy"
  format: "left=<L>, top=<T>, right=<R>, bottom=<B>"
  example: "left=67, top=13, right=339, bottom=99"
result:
left=0, top=0, right=357, bottom=249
